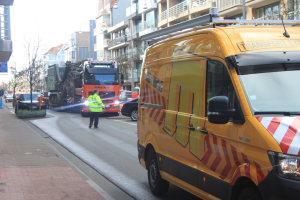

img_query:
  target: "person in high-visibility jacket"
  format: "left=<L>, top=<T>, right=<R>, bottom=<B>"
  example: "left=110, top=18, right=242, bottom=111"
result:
left=88, top=89, right=105, bottom=128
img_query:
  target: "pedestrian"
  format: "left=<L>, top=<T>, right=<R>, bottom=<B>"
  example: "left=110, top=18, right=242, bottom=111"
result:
left=88, top=89, right=105, bottom=128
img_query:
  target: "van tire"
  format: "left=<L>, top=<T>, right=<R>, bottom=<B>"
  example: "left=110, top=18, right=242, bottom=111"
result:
left=238, top=187, right=262, bottom=200
left=148, top=153, right=169, bottom=196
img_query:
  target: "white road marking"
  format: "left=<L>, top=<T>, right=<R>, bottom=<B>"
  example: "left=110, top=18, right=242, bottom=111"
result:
left=113, top=120, right=136, bottom=126
left=10, top=111, right=14, bottom=114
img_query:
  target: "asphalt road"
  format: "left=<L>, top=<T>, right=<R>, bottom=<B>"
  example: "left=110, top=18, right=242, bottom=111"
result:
left=5, top=101, right=201, bottom=200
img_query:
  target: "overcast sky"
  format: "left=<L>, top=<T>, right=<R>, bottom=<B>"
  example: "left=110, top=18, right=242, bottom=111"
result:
left=1, top=0, right=99, bottom=83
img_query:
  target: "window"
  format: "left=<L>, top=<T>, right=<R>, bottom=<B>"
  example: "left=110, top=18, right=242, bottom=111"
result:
left=205, top=61, right=244, bottom=123
left=286, top=0, right=300, bottom=19
left=257, top=3, right=280, bottom=20
left=206, top=61, right=234, bottom=111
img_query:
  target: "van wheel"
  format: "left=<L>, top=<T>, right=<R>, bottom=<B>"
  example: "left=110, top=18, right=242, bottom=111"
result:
left=238, top=187, right=262, bottom=200
left=148, top=153, right=169, bottom=196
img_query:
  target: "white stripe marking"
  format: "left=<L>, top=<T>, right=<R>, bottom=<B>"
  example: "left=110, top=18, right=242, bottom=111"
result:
left=113, top=120, right=136, bottom=126
left=273, top=117, right=295, bottom=144
left=287, top=128, right=300, bottom=155
left=260, top=117, right=273, bottom=129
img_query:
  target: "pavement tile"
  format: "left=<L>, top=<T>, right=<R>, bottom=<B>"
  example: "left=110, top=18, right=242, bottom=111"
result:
left=0, top=107, right=107, bottom=200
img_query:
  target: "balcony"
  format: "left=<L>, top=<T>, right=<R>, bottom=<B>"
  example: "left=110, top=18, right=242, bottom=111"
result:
left=139, top=20, right=157, bottom=37
left=126, top=3, right=141, bottom=20
left=158, top=10, right=168, bottom=28
left=139, top=1, right=157, bottom=14
left=108, top=35, right=129, bottom=50
left=108, top=21, right=129, bottom=34
left=257, top=13, right=280, bottom=20
left=216, top=0, right=243, bottom=17
left=0, top=0, right=14, bottom=6
left=127, top=47, right=145, bottom=61
left=190, top=0, right=216, bottom=15
left=0, top=39, right=12, bottom=62
left=168, top=0, right=189, bottom=24
left=286, top=10, right=300, bottom=20
left=127, top=25, right=139, bottom=41
left=103, top=39, right=109, bottom=48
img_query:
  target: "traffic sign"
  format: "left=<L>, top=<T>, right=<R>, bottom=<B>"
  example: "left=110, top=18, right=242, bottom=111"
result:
left=0, top=62, right=8, bottom=74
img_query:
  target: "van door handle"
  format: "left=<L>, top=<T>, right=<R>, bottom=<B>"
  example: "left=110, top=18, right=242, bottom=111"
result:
left=200, top=129, right=208, bottom=134
left=188, top=126, right=195, bottom=130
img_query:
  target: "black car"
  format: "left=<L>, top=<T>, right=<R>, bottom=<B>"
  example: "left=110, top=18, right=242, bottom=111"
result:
left=121, top=98, right=138, bottom=121
left=15, top=93, right=46, bottom=112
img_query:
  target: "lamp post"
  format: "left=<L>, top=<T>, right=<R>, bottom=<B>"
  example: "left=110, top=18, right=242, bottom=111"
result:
left=130, top=7, right=135, bottom=92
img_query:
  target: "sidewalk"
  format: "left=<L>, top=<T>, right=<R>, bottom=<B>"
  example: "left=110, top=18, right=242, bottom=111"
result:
left=0, top=107, right=106, bottom=200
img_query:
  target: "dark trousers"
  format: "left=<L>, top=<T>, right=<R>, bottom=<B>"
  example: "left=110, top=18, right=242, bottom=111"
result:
left=89, top=112, right=100, bottom=127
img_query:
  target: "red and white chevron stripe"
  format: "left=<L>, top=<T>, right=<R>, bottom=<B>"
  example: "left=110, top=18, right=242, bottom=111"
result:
left=257, top=117, right=300, bottom=155
left=67, top=97, right=74, bottom=103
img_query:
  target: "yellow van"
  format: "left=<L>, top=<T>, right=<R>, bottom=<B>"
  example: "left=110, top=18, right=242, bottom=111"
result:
left=137, top=11, right=300, bottom=200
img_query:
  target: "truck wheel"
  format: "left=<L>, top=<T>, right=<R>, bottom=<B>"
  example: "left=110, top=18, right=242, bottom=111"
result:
left=81, top=112, right=89, bottom=117
left=113, top=112, right=119, bottom=116
left=148, top=153, right=169, bottom=196
left=130, top=109, right=138, bottom=121
left=238, top=187, right=262, bottom=200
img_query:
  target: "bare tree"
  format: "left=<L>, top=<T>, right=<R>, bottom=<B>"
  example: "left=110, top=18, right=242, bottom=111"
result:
left=9, top=61, right=18, bottom=107
left=22, top=33, right=46, bottom=111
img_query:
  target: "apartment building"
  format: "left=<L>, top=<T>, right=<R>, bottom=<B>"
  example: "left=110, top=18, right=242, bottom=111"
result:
left=105, top=0, right=159, bottom=90
left=94, top=0, right=111, bottom=62
left=64, top=31, right=92, bottom=63
left=0, top=1, right=13, bottom=74
left=44, top=44, right=66, bottom=67
left=157, top=0, right=299, bottom=29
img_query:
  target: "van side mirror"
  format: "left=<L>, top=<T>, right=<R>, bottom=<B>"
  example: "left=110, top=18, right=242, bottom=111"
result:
left=208, top=96, right=236, bottom=124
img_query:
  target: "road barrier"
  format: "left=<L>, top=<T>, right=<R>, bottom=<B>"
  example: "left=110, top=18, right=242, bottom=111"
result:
left=0, top=97, right=4, bottom=109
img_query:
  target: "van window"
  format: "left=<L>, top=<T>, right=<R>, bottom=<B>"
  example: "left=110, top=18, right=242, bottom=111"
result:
left=205, top=61, right=244, bottom=123
left=206, top=60, right=235, bottom=113
left=238, top=63, right=300, bottom=113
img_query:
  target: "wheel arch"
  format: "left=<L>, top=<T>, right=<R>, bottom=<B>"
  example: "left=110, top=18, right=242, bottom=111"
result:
left=230, top=176, right=262, bottom=200
left=145, top=143, right=156, bottom=170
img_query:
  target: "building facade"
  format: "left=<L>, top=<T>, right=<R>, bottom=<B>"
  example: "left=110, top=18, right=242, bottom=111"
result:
left=157, top=0, right=300, bottom=29
left=64, top=31, right=92, bottom=63
left=0, top=1, right=13, bottom=74
left=44, top=44, right=66, bottom=67
left=95, top=0, right=299, bottom=91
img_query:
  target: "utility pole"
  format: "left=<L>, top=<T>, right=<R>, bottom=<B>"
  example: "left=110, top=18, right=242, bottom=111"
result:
left=243, top=0, right=246, bottom=19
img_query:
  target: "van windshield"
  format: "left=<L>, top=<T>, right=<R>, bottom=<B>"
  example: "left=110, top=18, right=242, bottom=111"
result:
left=238, top=64, right=300, bottom=114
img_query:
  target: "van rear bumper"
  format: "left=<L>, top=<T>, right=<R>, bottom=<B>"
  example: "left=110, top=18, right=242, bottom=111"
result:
left=259, top=170, right=300, bottom=200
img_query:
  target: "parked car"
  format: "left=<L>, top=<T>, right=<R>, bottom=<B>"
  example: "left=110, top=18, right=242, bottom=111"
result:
left=121, top=98, right=138, bottom=121
left=15, top=93, right=46, bottom=112
left=5, top=94, right=13, bottom=103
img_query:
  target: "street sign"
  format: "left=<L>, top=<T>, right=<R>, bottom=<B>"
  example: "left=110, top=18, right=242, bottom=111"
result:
left=0, top=62, right=8, bottom=74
